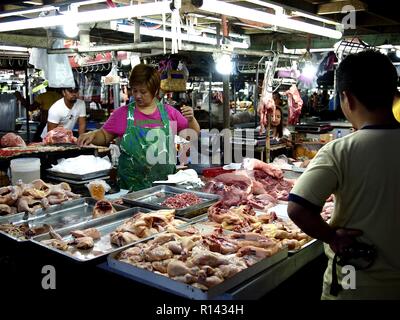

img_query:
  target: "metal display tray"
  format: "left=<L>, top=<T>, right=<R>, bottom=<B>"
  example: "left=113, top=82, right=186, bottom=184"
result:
left=46, top=175, right=110, bottom=185
left=122, top=185, right=220, bottom=218
left=0, top=198, right=127, bottom=243
left=30, top=207, right=155, bottom=263
left=107, top=220, right=288, bottom=300
left=46, top=168, right=111, bottom=181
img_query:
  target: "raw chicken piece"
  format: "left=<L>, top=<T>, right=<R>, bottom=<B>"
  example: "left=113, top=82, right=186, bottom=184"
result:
left=0, top=186, right=21, bottom=206
left=166, top=260, right=192, bottom=277
left=144, top=246, right=173, bottom=262
left=41, top=239, right=69, bottom=251
left=72, top=236, right=94, bottom=249
left=70, top=227, right=101, bottom=240
left=110, top=231, right=140, bottom=247
left=92, top=200, right=115, bottom=218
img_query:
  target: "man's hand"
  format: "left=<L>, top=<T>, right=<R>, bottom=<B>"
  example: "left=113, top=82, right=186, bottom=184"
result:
left=181, top=105, right=194, bottom=122
left=328, top=228, right=363, bottom=254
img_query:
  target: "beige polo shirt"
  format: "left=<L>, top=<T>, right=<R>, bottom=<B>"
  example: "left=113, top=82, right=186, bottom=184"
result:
left=290, top=125, right=400, bottom=300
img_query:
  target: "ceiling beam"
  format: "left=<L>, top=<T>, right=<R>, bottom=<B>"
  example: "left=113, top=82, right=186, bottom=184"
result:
left=0, top=33, right=47, bottom=48
left=356, top=13, right=399, bottom=27
left=362, top=0, right=400, bottom=25
left=266, top=0, right=316, bottom=14
left=318, top=0, right=367, bottom=15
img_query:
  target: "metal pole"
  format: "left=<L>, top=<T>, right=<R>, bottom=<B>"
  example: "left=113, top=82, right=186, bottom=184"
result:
left=254, top=56, right=266, bottom=128
left=222, top=74, right=230, bottom=129
left=24, top=67, right=30, bottom=142
left=134, top=18, right=141, bottom=43
left=209, top=70, right=212, bottom=129
left=266, top=114, right=271, bottom=163
left=233, top=77, right=236, bottom=114
left=111, top=52, right=120, bottom=110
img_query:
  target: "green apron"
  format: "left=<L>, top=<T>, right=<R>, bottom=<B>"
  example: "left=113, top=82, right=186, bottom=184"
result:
left=118, top=100, right=176, bottom=191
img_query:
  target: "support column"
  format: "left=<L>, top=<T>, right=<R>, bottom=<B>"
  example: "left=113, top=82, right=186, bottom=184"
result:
left=222, top=74, right=230, bottom=129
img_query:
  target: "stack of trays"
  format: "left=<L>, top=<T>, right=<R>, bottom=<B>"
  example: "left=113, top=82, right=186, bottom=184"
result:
left=46, top=169, right=111, bottom=196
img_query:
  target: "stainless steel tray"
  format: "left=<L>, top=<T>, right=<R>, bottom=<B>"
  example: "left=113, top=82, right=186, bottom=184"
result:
left=0, top=198, right=127, bottom=242
left=46, top=168, right=111, bottom=181
left=122, top=185, right=220, bottom=219
left=30, top=207, right=154, bottom=263
left=106, top=219, right=287, bottom=299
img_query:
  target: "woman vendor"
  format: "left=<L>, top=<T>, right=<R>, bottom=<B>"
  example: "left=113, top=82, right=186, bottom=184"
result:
left=78, top=64, right=200, bottom=191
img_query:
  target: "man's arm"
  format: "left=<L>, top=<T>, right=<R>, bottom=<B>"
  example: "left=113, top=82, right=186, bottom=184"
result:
left=78, top=117, right=86, bottom=136
left=47, top=121, right=58, bottom=132
left=288, top=201, right=336, bottom=243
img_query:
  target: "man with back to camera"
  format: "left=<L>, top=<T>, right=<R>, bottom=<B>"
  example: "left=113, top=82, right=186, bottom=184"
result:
left=41, top=83, right=86, bottom=139
left=288, top=50, right=400, bottom=299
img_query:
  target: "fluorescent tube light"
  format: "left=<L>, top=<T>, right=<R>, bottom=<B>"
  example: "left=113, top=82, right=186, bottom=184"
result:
left=114, top=23, right=249, bottom=49
left=198, top=0, right=343, bottom=39
left=291, top=10, right=342, bottom=26
left=0, top=45, right=29, bottom=52
left=0, top=2, right=172, bottom=33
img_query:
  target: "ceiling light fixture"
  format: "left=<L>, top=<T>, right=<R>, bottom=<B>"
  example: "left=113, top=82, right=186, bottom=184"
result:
left=63, top=5, right=80, bottom=38
left=290, top=10, right=342, bottom=26
left=0, top=2, right=172, bottom=33
left=196, top=0, right=343, bottom=39
left=113, top=23, right=249, bottom=49
left=214, top=53, right=233, bottom=75
left=63, top=22, right=80, bottom=38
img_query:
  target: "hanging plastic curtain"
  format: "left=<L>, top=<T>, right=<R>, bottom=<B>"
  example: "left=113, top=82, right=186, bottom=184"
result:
left=170, top=0, right=182, bottom=54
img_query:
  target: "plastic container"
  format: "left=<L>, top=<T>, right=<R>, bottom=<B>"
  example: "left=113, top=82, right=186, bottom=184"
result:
left=10, top=158, right=41, bottom=184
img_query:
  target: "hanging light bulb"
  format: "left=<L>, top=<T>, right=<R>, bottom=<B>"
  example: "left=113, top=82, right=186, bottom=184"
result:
left=302, top=63, right=317, bottom=79
left=215, top=53, right=233, bottom=75
left=63, top=22, right=79, bottom=38
left=63, top=4, right=79, bottom=38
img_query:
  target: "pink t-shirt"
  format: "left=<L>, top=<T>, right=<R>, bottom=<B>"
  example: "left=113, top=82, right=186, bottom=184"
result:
left=102, top=104, right=189, bottom=137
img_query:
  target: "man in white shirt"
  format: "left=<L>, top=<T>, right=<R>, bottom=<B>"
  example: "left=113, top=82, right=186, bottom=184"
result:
left=41, top=85, right=86, bottom=139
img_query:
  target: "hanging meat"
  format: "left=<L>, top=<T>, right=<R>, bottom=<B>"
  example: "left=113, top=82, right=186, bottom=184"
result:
left=42, top=127, right=77, bottom=145
left=285, top=84, right=303, bottom=125
left=257, top=59, right=277, bottom=134
left=1, top=133, right=26, bottom=147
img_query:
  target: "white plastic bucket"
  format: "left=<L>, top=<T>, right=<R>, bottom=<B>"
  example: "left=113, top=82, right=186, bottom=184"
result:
left=10, top=158, right=41, bottom=184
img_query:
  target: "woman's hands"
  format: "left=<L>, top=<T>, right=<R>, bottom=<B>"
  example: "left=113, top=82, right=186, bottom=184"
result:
left=77, top=131, right=96, bottom=146
left=181, top=105, right=194, bottom=122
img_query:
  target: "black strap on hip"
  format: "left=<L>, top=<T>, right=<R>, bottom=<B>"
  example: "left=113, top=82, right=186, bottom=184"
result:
left=330, top=253, right=342, bottom=296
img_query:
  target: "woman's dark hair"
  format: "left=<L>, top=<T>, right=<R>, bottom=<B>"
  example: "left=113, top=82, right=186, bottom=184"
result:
left=337, top=50, right=398, bottom=111
left=275, top=106, right=283, bottom=138
left=129, top=64, right=160, bottom=97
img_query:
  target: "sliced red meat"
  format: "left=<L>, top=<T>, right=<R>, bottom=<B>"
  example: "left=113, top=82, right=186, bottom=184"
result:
left=1, top=133, right=26, bottom=147
left=42, top=127, right=77, bottom=145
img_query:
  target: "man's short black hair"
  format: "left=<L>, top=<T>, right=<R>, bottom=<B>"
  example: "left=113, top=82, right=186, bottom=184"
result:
left=337, top=50, right=398, bottom=111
